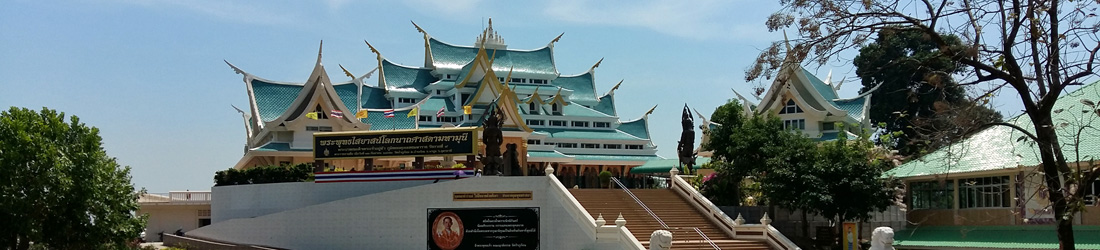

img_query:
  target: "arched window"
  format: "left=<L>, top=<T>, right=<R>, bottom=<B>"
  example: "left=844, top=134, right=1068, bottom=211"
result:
left=529, top=102, right=539, bottom=114
left=779, top=99, right=803, bottom=114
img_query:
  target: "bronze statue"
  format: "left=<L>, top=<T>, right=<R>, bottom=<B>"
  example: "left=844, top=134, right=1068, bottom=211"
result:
left=503, top=143, right=520, bottom=176
left=480, top=107, right=505, bottom=175
left=677, top=104, right=697, bottom=175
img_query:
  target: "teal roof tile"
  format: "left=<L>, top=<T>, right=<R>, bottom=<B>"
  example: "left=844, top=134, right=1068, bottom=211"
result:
left=816, top=131, right=858, bottom=142
left=831, top=96, right=867, bottom=121
left=428, top=38, right=556, bottom=76
left=362, top=110, right=417, bottom=130
left=420, top=97, right=456, bottom=114
left=592, top=94, right=617, bottom=116
left=631, top=157, right=709, bottom=174
left=539, top=128, right=646, bottom=141
left=253, top=142, right=311, bottom=152
left=561, top=102, right=613, bottom=118
left=894, top=226, right=1100, bottom=249
left=251, top=79, right=302, bottom=122
left=552, top=72, right=598, bottom=105
left=381, top=59, right=437, bottom=92
left=802, top=67, right=838, bottom=101
left=527, top=150, right=574, bottom=159
left=617, top=118, right=650, bottom=140
left=571, top=154, right=665, bottom=162
left=887, top=81, right=1100, bottom=178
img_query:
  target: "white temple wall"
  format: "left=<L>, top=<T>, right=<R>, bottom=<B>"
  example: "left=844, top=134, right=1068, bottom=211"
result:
left=212, top=179, right=449, bottom=223
left=192, top=177, right=597, bottom=250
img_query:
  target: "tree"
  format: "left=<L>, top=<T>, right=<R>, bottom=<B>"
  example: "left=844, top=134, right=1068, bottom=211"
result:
left=748, top=0, right=1100, bottom=248
left=853, top=27, right=1003, bottom=155
left=0, top=107, right=146, bottom=250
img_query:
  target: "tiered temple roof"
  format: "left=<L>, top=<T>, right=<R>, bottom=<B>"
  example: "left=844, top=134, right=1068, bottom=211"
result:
left=227, top=20, right=663, bottom=169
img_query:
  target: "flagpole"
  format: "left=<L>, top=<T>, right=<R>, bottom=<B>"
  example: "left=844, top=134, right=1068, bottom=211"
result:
left=414, top=105, right=420, bottom=130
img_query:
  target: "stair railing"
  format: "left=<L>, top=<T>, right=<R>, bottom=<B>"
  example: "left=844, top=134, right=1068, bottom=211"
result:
left=610, top=177, right=667, bottom=229
left=692, top=227, right=721, bottom=250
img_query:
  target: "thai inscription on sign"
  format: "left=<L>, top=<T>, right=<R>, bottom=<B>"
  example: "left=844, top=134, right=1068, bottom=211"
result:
left=453, top=191, right=533, bottom=201
left=313, top=127, right=479, bottom=160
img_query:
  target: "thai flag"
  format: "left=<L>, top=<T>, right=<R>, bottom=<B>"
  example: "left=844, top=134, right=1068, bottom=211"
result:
left=384, top=109, right=395, bottom=118
left=436, top=107, right=446, bottom=118
left=330, top=110, right=344, bottom=118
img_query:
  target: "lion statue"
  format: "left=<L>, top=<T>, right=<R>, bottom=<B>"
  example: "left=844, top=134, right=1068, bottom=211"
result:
left=649, top=230, right=672, bottom=250
left=870, top=227, right=895, bottom=250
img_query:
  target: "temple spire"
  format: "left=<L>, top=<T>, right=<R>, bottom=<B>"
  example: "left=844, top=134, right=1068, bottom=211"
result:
left=475, top=17, right=506, bottom=49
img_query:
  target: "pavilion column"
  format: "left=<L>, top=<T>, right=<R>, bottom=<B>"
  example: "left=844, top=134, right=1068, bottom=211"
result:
left=414, top=157, right=424, bottom=169
left=313, top=160, right=324, bottom=172
left=466, top=155, right=477, bottom=168
left=364, top=158, right=374, bottom=171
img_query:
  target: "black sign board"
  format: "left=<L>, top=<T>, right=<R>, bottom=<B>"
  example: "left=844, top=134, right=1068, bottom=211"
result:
left=427, top=207, right=539, bottom=250
left=313, top=127, right=479, bottom=160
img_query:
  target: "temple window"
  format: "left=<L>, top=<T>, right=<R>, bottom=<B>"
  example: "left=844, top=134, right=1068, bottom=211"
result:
left=529, top=102, right=540, bottom=114
left=821, top=122, right=836, bottom=131
left=510, top=78, right=526, bottom=83
left=603, top=144, right=622, bottom=149
left=306, top=126, right=333, bottom=132
left=593, top=122, right=611, bottom=128
left=419, top=116, right=432, bottom=122
left=783, top=119, right=805, bottom=130
left=572, top=121, right=589, bottom=127
left=625, top=145, right=644, bottom=150
left=552, top=103, right=562, bottom=115
left=397, top=98, right=417, bottom=104
left=549, top=120, right=567, bottom=127
left=527, top=139, right=541, bottom=145
left=313, top=106, right=328, bottom=119
left=461, top=94, right=471, bottom=104
left=909, top=181, right=954, bottom=209
left=438, top=116, right=458, bottom=123
left=557, top=143, right=578, bottom=148
left=959, top=176, right=1010, bottom=208
left=581, top=143, right=600, bottom=149
left=530, top=79, right=547, bottom=84
left=779, top=99, right=804, bottom=114
left=526, top=120, right=545, bottom=126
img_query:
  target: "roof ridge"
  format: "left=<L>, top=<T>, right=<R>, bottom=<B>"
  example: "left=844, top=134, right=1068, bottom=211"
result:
left=428, top=36, right=553, bottom=52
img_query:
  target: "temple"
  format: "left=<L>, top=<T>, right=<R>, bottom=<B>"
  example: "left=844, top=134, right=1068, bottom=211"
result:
left=734, top=65, right=873, bottom=141
left=225, top=19, right=662, bottom=184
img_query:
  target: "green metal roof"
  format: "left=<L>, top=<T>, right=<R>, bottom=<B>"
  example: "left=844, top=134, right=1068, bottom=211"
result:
left=887, top=81, right=1100, bottom=178
left=894, top=226, right=1100, bottom=249
left=527, top=150, right=574, bottom=159
left=571, top=154, right=664, bottom=162
left=331, top=82, right=392, bottom=111
left=552, top=72, right=598, bottom=106
left=427, top=38, right=556, bottom=76
left=617, top=118, right=650, bottom=140
left=251, top=79, right=301, bottom=122
left=592, top=94, right=617, bottom=116
left=630, top=157, right=710, bottom=174
left=539, top=128, right=647, bottom=141
left=816, top=131, right=858, bottom=142
left=381, top=59, right=437, bottom=92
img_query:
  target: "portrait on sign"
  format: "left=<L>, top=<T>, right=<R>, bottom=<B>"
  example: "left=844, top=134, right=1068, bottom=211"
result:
left=431, top=212, right=464, bottom=250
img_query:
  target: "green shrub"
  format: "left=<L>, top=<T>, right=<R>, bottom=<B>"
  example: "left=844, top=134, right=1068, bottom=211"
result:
left=214, top=163, right=314, bottom=186
left=598, top=170, right=613, bottom=188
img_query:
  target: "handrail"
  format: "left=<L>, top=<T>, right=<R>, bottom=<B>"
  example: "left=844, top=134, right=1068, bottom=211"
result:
left=669, top=175, right=738, bottom=234
left=548, top=175, right=598, bottom=237
left=693, top=227, right=721, bottom=250
left=610, top=177, right=667, bottom=229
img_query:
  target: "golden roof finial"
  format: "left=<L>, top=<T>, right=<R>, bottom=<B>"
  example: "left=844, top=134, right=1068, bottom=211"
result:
left=411, top=20, right=426, bottom=35
left=339, top=64, right=355, bottom=79
left=590, top=57, right=604, bottom=71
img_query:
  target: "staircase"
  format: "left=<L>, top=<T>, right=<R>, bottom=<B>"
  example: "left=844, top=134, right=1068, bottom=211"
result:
left=570, top=189, right=771, bottom=250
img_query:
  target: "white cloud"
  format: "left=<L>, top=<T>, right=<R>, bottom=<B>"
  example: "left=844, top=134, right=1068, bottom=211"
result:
left=543, top=0, right=775, bottom=41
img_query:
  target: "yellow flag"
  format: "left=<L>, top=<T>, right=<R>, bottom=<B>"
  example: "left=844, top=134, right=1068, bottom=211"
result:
left=306, top=112, right=319, bottom=120
left=407, top=106, right=419, bottom=118
left=355, top=110, right=369, bottom=119
left=463, top=105, right=472, bottom=115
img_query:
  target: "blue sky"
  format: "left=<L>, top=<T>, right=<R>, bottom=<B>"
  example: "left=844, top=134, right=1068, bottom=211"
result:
left=0, top=0, right=1023, bottom=192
